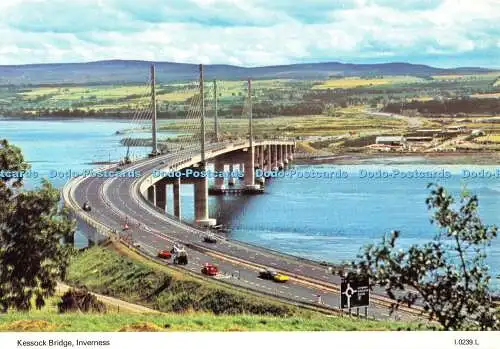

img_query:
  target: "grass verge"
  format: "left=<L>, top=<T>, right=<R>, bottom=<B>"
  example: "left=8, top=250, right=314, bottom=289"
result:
left=0, top=308, right=426, bottom=332
left=65, top=245, right=297, bottom=316
left=0, top=245, right=429, bottom=331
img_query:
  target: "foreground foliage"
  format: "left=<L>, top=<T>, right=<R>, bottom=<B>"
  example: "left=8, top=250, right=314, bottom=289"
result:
left=58, top=289, right=106, bottom=314
left=354, top=184, right=498, bottom=330
left=0, top=139, right=75, bottom=312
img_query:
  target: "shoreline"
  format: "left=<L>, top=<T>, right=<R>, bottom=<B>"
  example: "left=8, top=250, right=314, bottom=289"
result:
left=0, top=115, right=174, bottom=121
left=295, top=151, right=500, bottom=165
left=2, top=116, right=498, bottom=165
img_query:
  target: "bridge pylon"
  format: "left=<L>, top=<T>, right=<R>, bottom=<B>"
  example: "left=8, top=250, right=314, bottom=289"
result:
left=244, top=78, right=260, bottom=190
left=149, top=64, right=161, bottom=157
left=213, top=79, right=219, bottom=142
left=195, top=64, right=216, bottom=227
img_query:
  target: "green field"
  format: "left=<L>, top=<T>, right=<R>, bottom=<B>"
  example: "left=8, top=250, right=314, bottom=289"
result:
left=475, top=134, right=500, bottom=144
left=0, top=306, right=422, bottom=332
left=312, top=76, right=426, bottom=89
left=432, top=72, right=499, bottom=81
left=1, top=72, right=498, bottom=117
left=157, top=113, right=409, bottom=138
left=2, top=72, right=498, bottom=154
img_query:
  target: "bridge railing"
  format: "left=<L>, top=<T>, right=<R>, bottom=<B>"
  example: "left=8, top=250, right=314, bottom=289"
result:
left=62, top=169, right=120, bottom=244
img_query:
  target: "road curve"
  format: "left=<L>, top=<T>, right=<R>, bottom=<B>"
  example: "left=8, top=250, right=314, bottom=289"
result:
left=66, top=140, right=425, bottom=322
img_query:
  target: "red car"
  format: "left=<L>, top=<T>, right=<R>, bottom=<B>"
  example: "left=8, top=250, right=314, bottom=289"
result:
left=158, top=250, right=172, bottom=259
left=201, top=263, right=218, bottom=276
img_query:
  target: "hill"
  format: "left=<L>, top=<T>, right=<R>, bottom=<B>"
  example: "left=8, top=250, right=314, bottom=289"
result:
left=0, top=60, right=496, bottom=86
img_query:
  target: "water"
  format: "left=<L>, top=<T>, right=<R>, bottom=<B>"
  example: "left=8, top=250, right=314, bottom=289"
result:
left=211, top=164, right=500, bottom=290
left=0, top=118, right=176, bottom=247
left=2, top=117, right=500, bottom=288
left=217, top=165, right=500, bottom=261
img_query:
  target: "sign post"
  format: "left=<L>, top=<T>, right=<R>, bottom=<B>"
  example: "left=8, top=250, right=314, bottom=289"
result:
left=340, top=274, right=370, bottom=316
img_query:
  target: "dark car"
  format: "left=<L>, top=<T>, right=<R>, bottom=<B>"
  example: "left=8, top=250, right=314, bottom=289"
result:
left=203, top=234, right=217, bottom=243
left=82, top=202, right=91, bottom=212
left=259, top=268, right=289, bottom=283
left=259, top=268, right=277, bottom=280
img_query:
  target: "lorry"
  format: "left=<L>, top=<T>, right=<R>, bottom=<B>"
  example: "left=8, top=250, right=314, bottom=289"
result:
left=171, top=245, right=188, bottom=265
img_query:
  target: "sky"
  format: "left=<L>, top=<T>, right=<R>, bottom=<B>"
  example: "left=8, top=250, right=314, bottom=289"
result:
left=0, top=0, right=499, bottom=68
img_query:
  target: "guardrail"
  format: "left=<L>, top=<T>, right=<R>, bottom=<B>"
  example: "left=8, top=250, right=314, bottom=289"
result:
left=62, top=169, right=119, bottom=244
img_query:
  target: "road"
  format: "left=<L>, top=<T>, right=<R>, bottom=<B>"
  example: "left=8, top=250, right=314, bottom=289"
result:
left=68, top=141, right=425, bottom=322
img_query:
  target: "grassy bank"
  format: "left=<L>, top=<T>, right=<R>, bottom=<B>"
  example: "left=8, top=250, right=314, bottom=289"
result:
left=0, top=304, right=421, bottom=332
left=0, top=245, right=427, bottom=332
left=65, top=245, right=297, bottom=316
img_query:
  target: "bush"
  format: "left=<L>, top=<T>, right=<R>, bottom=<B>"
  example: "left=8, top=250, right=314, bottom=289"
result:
left=58, top=289, right=106, bottom=313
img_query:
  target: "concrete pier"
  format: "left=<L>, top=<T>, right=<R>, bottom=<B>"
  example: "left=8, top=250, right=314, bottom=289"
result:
left=155, top=179, right=167, bottom=211
left=277, top=144, right=284, bottom=169
left=214, top=159, right=225, bottom=190
left=256, top=145, right=265, bottom=185
left=258, top=146, right=265, bottom=170
left=282, top=145, right=289, bottom=167
left=266, top=145, right=272, bottom=171
left=173, top=177, right=181, bottom=219
left=194, top=175, right=216, bottom=227
left=228, top=164, right=236, bottom=186
left=272, top=144, right=278, bottom=170
left=147, top=185, right=156, bottom=205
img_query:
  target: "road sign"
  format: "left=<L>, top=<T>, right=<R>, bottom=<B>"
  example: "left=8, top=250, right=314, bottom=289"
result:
left=340, top=275, right=370, bottom=309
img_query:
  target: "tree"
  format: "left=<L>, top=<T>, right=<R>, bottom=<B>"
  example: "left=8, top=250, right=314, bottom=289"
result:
left=0, top=139, right=75, bottom=312
left=352, top=184, right=498, bottom=330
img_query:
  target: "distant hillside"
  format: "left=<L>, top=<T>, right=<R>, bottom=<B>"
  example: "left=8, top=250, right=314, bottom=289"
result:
left=0, top=60, right=496, bottom=86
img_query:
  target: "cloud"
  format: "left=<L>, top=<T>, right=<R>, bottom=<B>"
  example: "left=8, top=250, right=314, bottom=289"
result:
left=4, top=0, right=142, bottom=33
left=0, top=0, right=498, bottom=68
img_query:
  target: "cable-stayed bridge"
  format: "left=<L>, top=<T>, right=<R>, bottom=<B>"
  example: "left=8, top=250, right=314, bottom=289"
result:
left=63, top=64, right=423, bottom=321
left=111, top=64, right=295, bottom=225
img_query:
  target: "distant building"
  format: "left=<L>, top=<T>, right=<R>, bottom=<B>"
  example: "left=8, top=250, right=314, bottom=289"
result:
left=375, top=136, right=407, bottom=146
left=414, top=129, right=441, bottom=137
left=406, top=136, right=433, bottom=142
left=401, top=109, right=419, bottom=117
left=445, top=125, right=467, bottom=132
left=471, top=129, right=486, bottom=137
